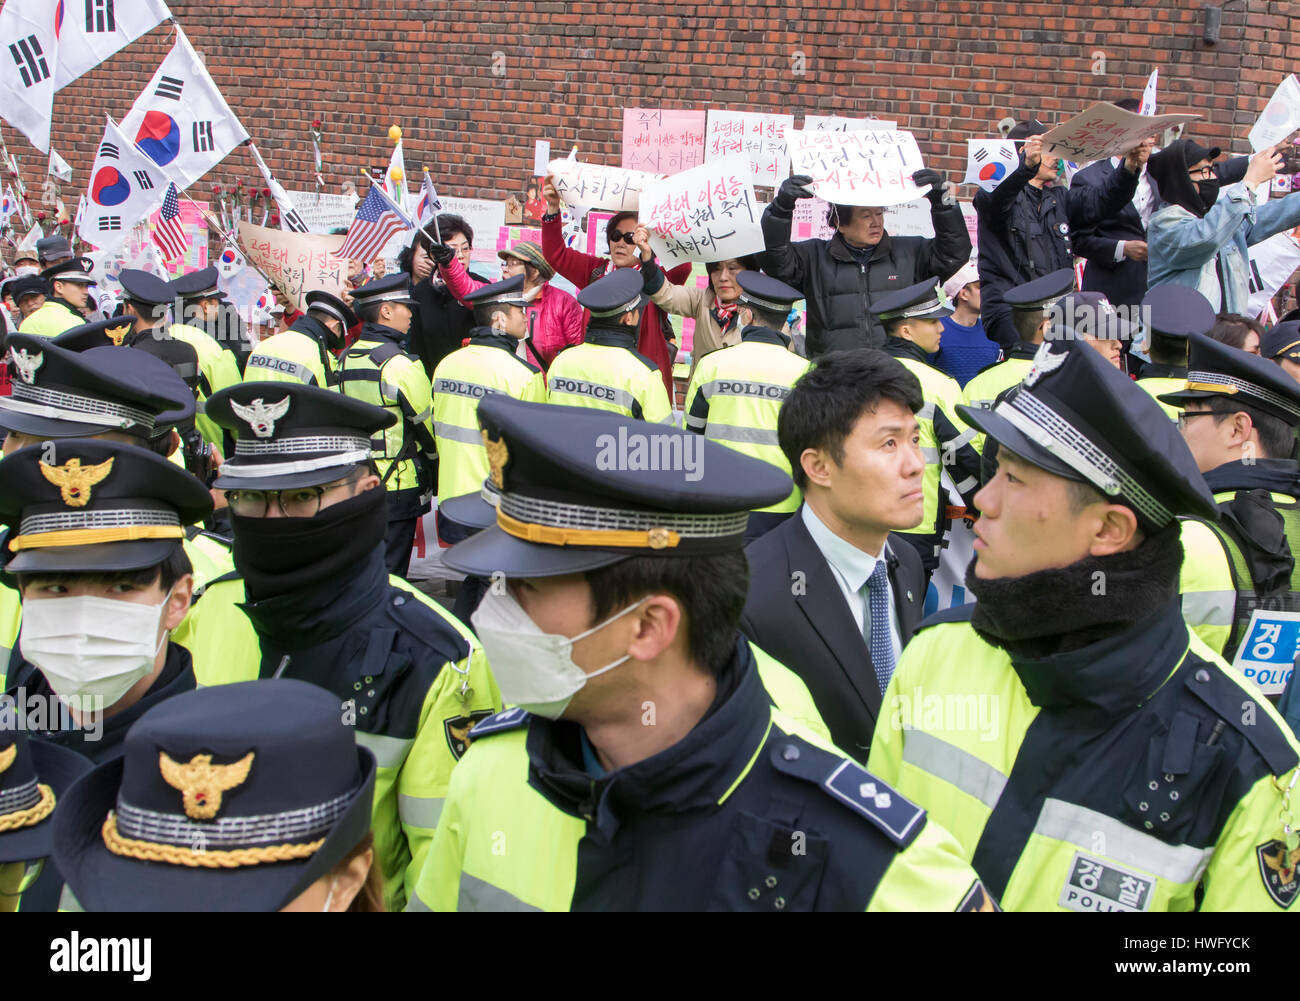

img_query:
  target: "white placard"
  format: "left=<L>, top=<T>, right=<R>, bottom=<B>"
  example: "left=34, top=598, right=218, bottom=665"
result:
left=802, top=115, right=897, bottom=132
left=641, top=155, right=764, bottom=266
left=533, top=140, right=551, bottom=177
left=546, top=158, right=663, bottom=212
left=786, top=128, right=929, bottom=207
left=1040, top=102, right=1199, bottom=162
left=1249, top=75, right=1300, bottom=153
left=704, top=110, right=794, bottom=187
left=286, top=190, right=359, bottom=234
left=1247, top=229, right=1300, bottom=319
left=438, top=195, right=507, bottom=268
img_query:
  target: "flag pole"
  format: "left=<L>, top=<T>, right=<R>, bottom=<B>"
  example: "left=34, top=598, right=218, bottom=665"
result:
left=364, top=170, right=418, bottom=229
left=421, top=167, right=442, bottom=243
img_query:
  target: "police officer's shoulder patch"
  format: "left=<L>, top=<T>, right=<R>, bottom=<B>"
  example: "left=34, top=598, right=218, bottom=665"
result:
left=1183, top=658, right=1300, bottom=776
left=444, top=709, right=496, bottom=760
left=468, top=706, right=530, bottom=739
left=1256, top=839, right=1300, bottom=908
left=770, top=737, right=925, bottom=849
left=956, top=879, right=1001, bottom=912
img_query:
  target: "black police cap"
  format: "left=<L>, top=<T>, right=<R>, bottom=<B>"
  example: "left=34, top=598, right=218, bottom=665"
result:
left=52, top=316, right=135, bottom=351
left=1140, top=285, right=1216, bottom=341
left=1158, top=332, right=1300, bottom=425
left=0, top=438, right=212, bottom=575
left=444, top=395, right=792, bottom=578
left=304, top=289, right=357, bottom=330
left=1005, top=268, right=1076, bottom=312
left=956, top=339, right=1217, bottom=534
left=351, top=273, right=416, bottom=309
left=576, top=268, right=645, bottom=319
left=40, top=256, right=95, bottom=285
left=1262, top=321, right=1300, bottom=363
left=207, top=382, right=395, bottom=491
left=1048, top=291, right=1130, bottom=342
left=868, top=278, right=951, bottom=322
left=0, top=729, right=92, bottom=865
left=2, top=274, right=48, bottom=300
left=170, top=265, right=225, bottom=301
left=117, top=269, right=173, bottom=307
left=53, top=678, right=376, bottom=912
left=464, top=274, right=529, bottom=309
left=736, top=272, right=801, bottom=313
left=0, top=334, right=194, bottom=438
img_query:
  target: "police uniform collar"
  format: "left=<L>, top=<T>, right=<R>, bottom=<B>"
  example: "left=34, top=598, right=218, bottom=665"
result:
left=360, top=321, right=405, bottom=344
left=288, top=312, right=334, bottom=347
left=1009, top=341, right=1041, bottom=359
left=49, top=296, right=82, bottom=315
left=468, top=328, right=524, bottom=353
left=524, top=636, right=771, bottom=826
left=1203, top=457, right=1300, bottom=497
left=739, top=325, right=791, bottom=347
left=882, top=337, right=932, bottom=364
left=585, top=325, right=639, bottom=349
left=238, top=550, right=389, bottom=645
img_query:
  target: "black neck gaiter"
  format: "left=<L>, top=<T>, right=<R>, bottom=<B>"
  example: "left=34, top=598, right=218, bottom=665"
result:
left=232, top=487, right=388, bottom=600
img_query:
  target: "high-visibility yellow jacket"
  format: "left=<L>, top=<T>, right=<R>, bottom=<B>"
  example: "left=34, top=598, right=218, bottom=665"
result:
left=1134, top=364, right=1187, bottom=422
left=243, top=316, right=338, bottom=388
left=18, top=299, right=83, bottom=338
left=170, top=323, right=242, bottom=448
left=684, top=327, right=810, bottom=514
left=868, top=601, right=1300, bottom=911
left=431, top=331, right=547, bottom=500
left=546, top=327, right=673, bottom=424
left=959, top=344, right=1038, bottom=456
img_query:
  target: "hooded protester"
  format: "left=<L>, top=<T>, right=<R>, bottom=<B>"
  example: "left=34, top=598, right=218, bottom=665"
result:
left=1146, top=139, right=1300, bottom=315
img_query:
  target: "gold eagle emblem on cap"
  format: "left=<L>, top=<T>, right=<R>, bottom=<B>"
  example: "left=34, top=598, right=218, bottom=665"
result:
left=481, top=428, right=509, bottom=489
left=39, top=456, right=114, bottom=508
left=105, top=323, right=130, bottom=347
left=0, top=743, right=15, bottom=775
left=159, top=751, right=256, bottom=820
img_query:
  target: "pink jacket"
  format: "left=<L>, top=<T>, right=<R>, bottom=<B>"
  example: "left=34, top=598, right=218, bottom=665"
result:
left=437, top=257, right=585, bottom=369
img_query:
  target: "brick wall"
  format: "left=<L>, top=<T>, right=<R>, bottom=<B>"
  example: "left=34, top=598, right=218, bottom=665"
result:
left=4, top=1, right=1295, bottom=228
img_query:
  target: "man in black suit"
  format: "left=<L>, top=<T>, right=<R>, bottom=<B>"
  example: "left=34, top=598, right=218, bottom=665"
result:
left=742, top=350, right=927, bottom=761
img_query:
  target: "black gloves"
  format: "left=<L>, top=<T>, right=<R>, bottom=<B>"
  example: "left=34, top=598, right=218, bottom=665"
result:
left=774, top=174, right=815, bottom=212
left=912, top=169, right=949, bottom=207
left=428, top=242, right=455, bottom=266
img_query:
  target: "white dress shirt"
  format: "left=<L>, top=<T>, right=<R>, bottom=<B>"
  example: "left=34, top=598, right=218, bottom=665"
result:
left=801, top=504, right=903, bottom=665
left=1108, top=157, right=1155, bottom=261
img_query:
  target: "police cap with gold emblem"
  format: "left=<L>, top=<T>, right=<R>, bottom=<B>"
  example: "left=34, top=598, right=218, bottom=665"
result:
left=206, top=382, right=395, bottom=491
left=0, top=728, right=92, bottom=867
left=0, top=333, right=195, bottom=439
left=51, top=316, right=135, bottom=352
left=445, top=395, right=792, bottom=577
left=955, top=338, right=1217, bottom=533
left=1158, top=332, right=1300, bottom=425
left=0, top=439, right=212, bottom=574
left=53, top=678, right=376, bottom=911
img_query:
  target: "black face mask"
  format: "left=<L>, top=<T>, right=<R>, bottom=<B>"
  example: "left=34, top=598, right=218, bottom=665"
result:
left=1197, top=179, right=1221, bottom=213
left=232, top=486, right=387, bottom=600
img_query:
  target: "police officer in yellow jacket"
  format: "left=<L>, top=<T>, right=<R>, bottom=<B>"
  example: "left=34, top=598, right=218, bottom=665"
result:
left=245, top=289, right=353, bottom=388
left=433, top=275, right=547, bottom=545
left=869, top=338, right=1300, bottom=911
left=546, top=269, right=673, bottom=424
left=1163, top=333, right=1300, bottom=668
left=871, top=280, right=981, bottom=577
left=171, top=383, right=501, bottom=911
left=336, top=275, right=438, bottom=579
left=683, top=271, right=811, bottom=542
left=407, top=395, right=998, bottom=912
left=961, top=270, right=1072, bottom=455
left=1134, top=285, right=1216, bottom=421
left=18, top=257, right=93, bottom=337
left=170, top=267, right=244, bottom=450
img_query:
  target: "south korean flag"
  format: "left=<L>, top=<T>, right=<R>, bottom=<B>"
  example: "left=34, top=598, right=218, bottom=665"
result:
left=0, top=0, right=60, bottom=152
left=78, top=116, right=167, bottom=253
left=119, top=26, right=249, bottom=190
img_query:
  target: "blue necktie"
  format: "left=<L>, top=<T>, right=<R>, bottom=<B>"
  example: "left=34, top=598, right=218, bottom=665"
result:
left=864, top=560, right=895, bottom=694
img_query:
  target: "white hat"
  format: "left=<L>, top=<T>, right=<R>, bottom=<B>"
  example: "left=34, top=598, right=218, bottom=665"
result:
left=942, top=261, right=980, bottom=301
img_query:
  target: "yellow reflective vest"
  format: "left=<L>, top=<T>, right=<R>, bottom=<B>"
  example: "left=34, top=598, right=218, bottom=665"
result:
left=171, top=557, right=501, bottom=911
left=170, top=323, right=242, bottom=448
left=1134, top=367, right=1186, bottom=422
left=959, top=345, right=1037, bottom=456
left=431, top=332, right=548, bottom=500
left=337, top=324, right=438, bottom=513
left=18, top=299, right=83, bottom=338
left=243, top=316, right=337, bottom=388
left=684, top=327, right=810, bottom=514
left=868, top=602, right=1300, bottom=911
left=546, top=328, right=673, bottom=424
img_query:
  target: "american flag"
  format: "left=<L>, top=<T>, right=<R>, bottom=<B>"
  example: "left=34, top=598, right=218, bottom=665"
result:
left=152, top=183, right=189, bottom=262
left=336, top=187, right=407, bottom=263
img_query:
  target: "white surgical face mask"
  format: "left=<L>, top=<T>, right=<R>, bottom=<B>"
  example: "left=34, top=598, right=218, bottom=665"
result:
left=471, top=590, right=647, bottom=720
left=19, top=588, right=173, bottom=707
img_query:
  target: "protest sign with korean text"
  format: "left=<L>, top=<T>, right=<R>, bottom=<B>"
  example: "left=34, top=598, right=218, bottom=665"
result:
left=641, top=155, right=763, bottom=266
left=801, top=115, right=897, bottom=132
left=1040, top=102, right=1199, bottom=163
left=787, top=128, right=930, bottom=207
left=237, top=220, right=347, bottom=308
left=704, top=110, right=794, bottom=186
left=622, top=108, right=707, bottom=174
left=547, top=158, right=664, bottom=212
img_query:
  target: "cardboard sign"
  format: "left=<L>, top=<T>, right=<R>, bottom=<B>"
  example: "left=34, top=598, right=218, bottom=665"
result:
left=1249, top=75, right=1300, bottom=153
left=787, top=128, right=929, bottom=207
left=1231, top=608, right=1300, bottom=697
left=621, top=108, right=708, bottom=174
left=704, top=110, right=794, bottom=186
left=237, top=221, right=348, bottom=309
left=286, top=190, right=359, bottom=234
left=547, top=158, right=663, bottom=212
left=641, top=155, right=763, bottom=266
left=801, top=115, right=897, bottom=132
left=1040, top=102, right=1200, bottom=162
